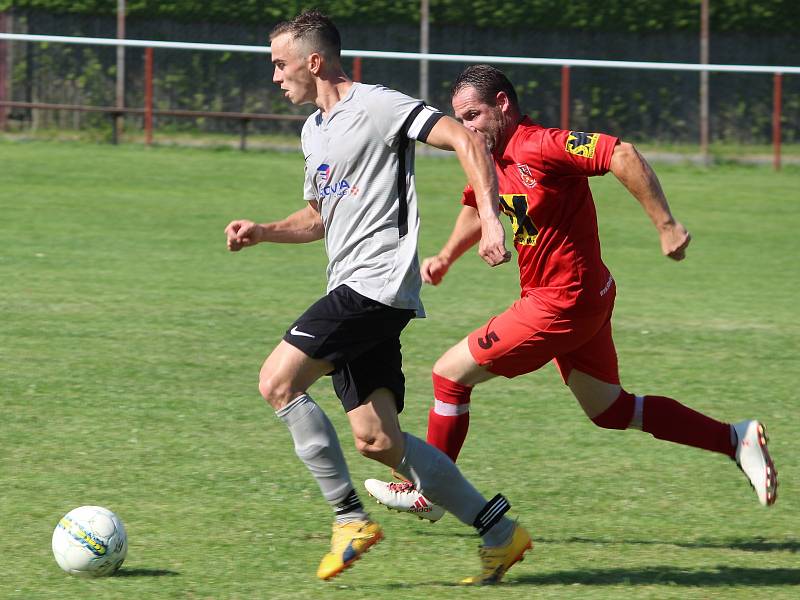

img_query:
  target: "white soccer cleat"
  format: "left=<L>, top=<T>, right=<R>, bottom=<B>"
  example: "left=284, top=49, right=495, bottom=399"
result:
left=364, top=479, right=445, bottom=522
left=733, top=420, right=777, bottom=506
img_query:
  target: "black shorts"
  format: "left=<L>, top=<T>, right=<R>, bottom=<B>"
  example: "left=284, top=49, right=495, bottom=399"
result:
left=283, top=285, right=415, bottom=413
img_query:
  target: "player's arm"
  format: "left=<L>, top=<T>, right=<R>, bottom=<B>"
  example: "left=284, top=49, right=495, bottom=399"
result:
left=609, top=141, right=691, bottom=261
left=225, top=201, right=324, bottom=251
left=424, top=116, right=511, bottom=268
left=422, top=205, right=482, bottom=285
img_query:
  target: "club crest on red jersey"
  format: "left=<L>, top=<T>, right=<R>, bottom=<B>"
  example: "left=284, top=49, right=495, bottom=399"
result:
left=565, top=131, right=600, bottom=158
left=515, top=163, right=537, bottom=188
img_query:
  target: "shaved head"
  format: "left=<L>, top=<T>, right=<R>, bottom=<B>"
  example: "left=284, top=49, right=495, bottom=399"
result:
left=270, top=10, right=341, bottom=63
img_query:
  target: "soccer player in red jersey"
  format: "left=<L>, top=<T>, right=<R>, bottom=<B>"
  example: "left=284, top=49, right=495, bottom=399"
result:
left=365, top=64, right=777, bottom=520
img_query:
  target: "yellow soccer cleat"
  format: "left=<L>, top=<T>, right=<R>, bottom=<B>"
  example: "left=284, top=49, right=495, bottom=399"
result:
left=316, top=520, right=384, bottom=580
left=460, top=523, right=533, bottom=585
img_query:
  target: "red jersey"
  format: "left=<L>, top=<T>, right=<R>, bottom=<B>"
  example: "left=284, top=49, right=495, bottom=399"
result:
left=463, top=117, right=618, bottom=316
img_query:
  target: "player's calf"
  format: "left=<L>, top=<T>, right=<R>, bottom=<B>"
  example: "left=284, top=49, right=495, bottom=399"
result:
left=427, top=372, right=472, bottom=462
left=589, top=389, right=636, bottom=429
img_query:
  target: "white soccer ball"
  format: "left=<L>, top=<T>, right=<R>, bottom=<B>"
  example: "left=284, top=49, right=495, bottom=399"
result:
left=52, top=506, right=128, bottom=577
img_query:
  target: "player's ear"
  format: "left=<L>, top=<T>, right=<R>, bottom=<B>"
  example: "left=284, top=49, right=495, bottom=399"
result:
left=495, top=91, right=510, bottom=111
left=307, top=51, right=323, bottom=75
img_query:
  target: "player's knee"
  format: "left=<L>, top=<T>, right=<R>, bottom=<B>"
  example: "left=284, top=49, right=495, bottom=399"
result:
left=353, top=432, right=395, bottom=460
left=432, top=340, right=467, bottom=380
left=258, top=371, right=295, bottom=409
left=590, top=389, right=636, bottom=430
left=353, top=437, right=374, bottom=458
left=431, top=360, right=449, bottom=382
left=432, top=357, right=473, bottom=386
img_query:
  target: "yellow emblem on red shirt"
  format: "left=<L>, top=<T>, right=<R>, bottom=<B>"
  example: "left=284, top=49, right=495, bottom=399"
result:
left=565, top=131, right=600, bottom=158
left=499, top=194, right=539, bottom=246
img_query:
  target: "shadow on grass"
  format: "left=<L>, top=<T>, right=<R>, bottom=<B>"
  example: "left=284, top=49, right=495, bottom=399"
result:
left=115, top=568, right=180, bottom=577
left=414, top=532, right=800, bottom=552
left=513, top=565, right=800, bottom=586
left=727, top=539, right=800, bottom=553
left=383, top=565, right=800, bottom=589
left=539, top=536, right=800, bottom=553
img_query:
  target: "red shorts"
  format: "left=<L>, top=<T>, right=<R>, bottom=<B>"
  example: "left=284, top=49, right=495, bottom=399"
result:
left=467, top=289, right=620, bottom=384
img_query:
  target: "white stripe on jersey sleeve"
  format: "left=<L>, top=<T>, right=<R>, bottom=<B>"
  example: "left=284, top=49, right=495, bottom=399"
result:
left=406, top=105, right=444, bottom=141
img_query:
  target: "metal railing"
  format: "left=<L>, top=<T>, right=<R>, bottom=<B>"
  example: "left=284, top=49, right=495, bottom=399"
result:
left=1, top=32, right=797, bottom=166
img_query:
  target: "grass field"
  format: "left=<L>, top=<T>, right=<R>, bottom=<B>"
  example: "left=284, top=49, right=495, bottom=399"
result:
left=1, top=139, right=798, bottom=599
left=5, top=128, right=800, bottom=162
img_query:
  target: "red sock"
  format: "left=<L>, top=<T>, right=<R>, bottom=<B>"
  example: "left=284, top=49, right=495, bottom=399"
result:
left=592, top=390, right=635, bottom=429
left=426, top=372, right=472, bottom=462
left=642, top=395, right=735, bottom=458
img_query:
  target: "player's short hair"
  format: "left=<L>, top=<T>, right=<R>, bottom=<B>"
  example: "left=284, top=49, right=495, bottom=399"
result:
left=269, top=10, right=342, bottom=62
left=451, top=64, right=519, bottom=110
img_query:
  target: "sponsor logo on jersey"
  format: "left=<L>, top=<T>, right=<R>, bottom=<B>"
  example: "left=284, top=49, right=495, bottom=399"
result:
left=319, top=179, right=352, bottom=200
left=599, top=274, right=615, bottom=297
left=516, top=163, right=537, bottom=188
left=316, top=163, right=353, bottom=201
left=565, top=131, right=600, bottom=158
left=499, top=194, right=539, bottom=246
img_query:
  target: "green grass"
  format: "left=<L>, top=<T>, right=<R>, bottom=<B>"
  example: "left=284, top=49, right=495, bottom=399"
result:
left=6, top=128, right=800, bottom=159
left=1, top=139, right=799, bottom=599
left=635, top=141, right=800, bottom=159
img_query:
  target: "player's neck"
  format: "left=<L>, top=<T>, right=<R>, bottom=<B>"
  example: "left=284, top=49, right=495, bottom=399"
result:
left=495, top=113, right=524, bottom=157
left=316, top=71, right=353, bottom=116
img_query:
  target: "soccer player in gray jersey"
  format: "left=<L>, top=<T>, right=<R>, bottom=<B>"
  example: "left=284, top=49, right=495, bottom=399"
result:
left=224, top=10, right=531, bottom=585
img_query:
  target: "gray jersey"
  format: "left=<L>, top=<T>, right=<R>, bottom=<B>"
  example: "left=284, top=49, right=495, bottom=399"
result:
left=301, top=82, right=443, bottom=316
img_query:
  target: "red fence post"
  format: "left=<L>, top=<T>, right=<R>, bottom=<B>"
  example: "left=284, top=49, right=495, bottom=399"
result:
left=144, top=47, right=153, bottom=145
left=773, top=72, right=782, bottom=172
left=560, top=65, right=570, bottom=131
left=0, top=12, right=9, bottom=131
left=115, top=1, right=126, bottom=144
left=353, top=57, right=362, bottom=83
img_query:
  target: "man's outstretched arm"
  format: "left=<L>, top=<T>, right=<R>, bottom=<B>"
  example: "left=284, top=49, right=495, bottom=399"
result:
left=424, top=116, right=510, bottom=268
left=609, top=141, right=691, bottom=261
left=225, top=201, right=324, bottom=251
left=421, top=205, right=483, bottom=285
